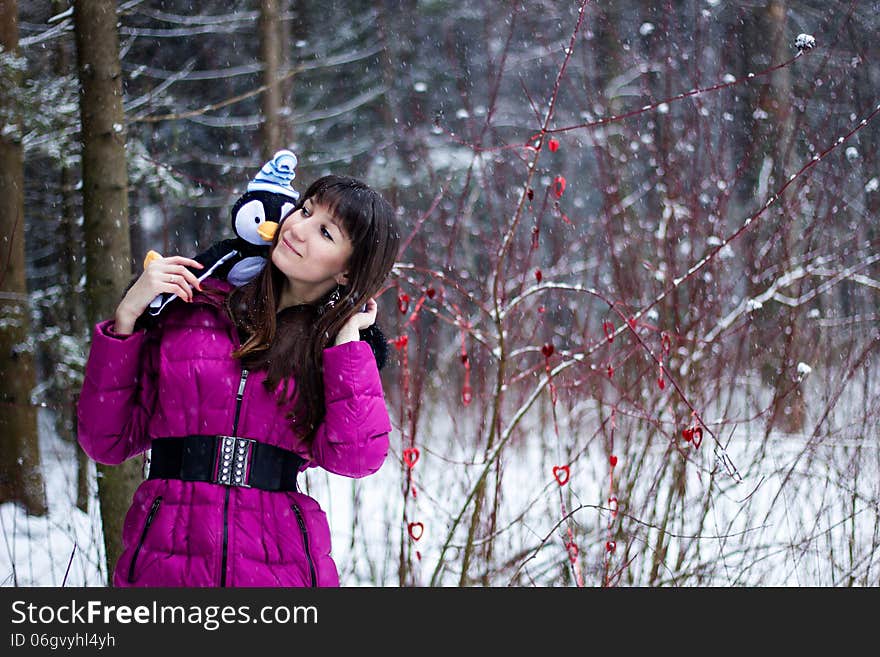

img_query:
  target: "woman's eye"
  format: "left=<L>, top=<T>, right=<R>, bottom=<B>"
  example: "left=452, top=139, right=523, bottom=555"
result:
left=321, top=226, right=333, bottom=240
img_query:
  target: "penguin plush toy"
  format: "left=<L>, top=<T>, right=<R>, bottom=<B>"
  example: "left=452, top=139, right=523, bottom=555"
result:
left=144, top=149, right=300, bottom=316
left=140, top=149, right=390, bottom=369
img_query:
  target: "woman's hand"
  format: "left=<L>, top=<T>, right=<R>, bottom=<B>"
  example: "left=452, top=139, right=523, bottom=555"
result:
left=333, top=297, right=378, bottom=345
left=113, top=256, right=204, bottom=335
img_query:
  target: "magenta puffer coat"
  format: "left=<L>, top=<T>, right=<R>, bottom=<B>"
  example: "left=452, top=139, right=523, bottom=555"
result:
left=77, top=279, right=392, bottom=587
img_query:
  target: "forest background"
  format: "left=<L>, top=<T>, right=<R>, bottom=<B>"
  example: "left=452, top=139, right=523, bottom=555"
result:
left=1, top=0, right=878, bottom=587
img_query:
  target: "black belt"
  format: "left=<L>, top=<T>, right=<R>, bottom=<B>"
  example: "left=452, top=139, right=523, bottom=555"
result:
left=148, top=436, right=304, bottom=491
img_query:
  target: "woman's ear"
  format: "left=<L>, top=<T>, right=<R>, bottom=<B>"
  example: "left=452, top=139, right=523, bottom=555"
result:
left=335, top=271, right=349, bottom=286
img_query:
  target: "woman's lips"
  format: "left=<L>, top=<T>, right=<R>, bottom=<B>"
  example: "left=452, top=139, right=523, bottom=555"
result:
left=282, top=237, right=301, bottom=256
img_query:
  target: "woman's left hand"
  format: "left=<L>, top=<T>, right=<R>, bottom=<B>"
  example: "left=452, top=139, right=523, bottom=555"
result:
left=334, top=297, right=378, bottom=345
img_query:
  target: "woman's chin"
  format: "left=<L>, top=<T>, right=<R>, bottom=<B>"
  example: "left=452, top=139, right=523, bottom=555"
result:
left=271, top=252, right=293, bottom=273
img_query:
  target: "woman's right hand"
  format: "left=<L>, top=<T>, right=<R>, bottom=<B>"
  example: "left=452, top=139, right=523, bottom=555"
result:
left=113, top=255, right=204, bottom=335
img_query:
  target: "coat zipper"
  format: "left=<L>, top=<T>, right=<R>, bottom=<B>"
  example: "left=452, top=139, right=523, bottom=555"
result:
left=292, top=504, right=317, bottom=587
left=128, top=496, right=162, bottom=583
left=220, top=367, right=249, bottom=587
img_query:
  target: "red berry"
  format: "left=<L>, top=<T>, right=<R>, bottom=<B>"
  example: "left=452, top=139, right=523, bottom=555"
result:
left=553, top=176, right=566, bottom=198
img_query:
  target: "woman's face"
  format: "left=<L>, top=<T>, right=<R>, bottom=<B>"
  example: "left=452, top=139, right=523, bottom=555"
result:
left=271, top=197, right=354, bottom=298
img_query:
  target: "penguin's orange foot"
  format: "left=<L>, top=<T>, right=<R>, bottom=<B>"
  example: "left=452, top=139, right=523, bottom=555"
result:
left=143, top=250, right=162, bottom=269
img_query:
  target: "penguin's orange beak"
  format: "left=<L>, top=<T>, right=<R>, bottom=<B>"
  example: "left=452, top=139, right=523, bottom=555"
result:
left=257, top=221, right=278, bottom=242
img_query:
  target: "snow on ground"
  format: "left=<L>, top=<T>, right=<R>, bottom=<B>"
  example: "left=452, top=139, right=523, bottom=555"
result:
left=1, top=409, right=106, bottom=586
left=2, top=368, right=878, bottom=587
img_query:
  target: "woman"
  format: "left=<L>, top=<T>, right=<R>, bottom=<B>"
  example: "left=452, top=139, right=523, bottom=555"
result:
left=78, top=175, right=400, bottom=587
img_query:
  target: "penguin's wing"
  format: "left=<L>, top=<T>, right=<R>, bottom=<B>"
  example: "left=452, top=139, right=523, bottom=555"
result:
left=193, top=239, right=240, bottom=281
left=141, top=240, right=241, bottom=317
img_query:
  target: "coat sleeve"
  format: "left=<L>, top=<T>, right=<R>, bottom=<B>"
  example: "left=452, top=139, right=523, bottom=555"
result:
left=309, top=340, right=393, bottom=478
left=77, top=320, right=159, bottom=465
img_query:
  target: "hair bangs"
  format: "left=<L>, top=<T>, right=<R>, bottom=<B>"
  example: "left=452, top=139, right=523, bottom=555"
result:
left=307, top=178, right=374, bottom=248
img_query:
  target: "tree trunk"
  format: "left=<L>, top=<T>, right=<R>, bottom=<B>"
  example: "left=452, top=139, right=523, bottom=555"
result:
left=764, top=0, right=805, bottom=434
left=0, top=0, right=48, bottom=517
left=260, top=0, right=283, bottom=159
left=278, top=0, right=295, bottom=149
left=73, top=0, right=142, bottom=582
left=737, top=0, right=805, bottom=434
left=50, top=0, right=91, bottom=513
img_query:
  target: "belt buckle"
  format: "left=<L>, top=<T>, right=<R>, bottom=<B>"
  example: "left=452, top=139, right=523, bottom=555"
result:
left=215, top=435, right=254, bottom=487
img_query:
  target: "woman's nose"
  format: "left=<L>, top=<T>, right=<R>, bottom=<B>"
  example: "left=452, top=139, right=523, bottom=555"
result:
left=288, top=216, right=306, bottom=242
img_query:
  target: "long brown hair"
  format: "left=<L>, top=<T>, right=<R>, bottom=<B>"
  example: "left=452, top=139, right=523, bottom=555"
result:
left=227, top=175, right=400, bottom=443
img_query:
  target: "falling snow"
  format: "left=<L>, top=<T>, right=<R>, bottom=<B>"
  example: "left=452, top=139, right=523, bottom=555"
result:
left=5, top=0, right=878, bottom=590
